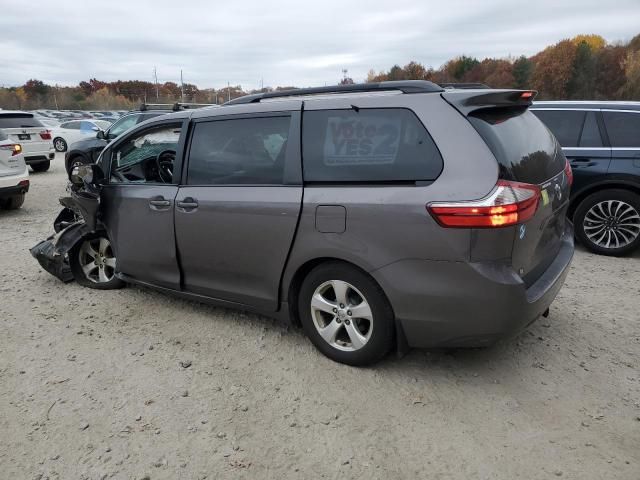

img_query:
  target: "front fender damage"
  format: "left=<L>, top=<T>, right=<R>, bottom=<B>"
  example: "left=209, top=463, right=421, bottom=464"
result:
left=30, top=218, right=95, bottom=283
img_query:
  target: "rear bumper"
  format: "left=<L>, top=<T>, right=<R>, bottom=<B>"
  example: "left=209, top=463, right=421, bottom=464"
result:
left=24, top=146, right=55, bottom=165
left=372, top=223, right=575, bottom=348
left=0, top=169, right=29, bottom=198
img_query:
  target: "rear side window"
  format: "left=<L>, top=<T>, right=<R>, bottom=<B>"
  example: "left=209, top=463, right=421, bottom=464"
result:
left=603, top=111, right=640, bottom=147
left=302, top=108, right=443, bottom=182
left=0, top=113, right=44, bottom=128
left=187, top=116, right=291, bottom=185
left=469, top=108, right=565, bottom=185
left=61, top=121, right=81, bottom=130
left=531, top=110, right=585, bottom=147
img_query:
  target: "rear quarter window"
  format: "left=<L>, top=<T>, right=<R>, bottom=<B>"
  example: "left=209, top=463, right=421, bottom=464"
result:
left=469, top=108, right=565, bottom=185
left=603, top=111, right=640, bottom=147
left=531, top=110, right=585, bottom=147
left=302, top=108, right=443, bottom=182
left=0, top=114, right=44, bottom=128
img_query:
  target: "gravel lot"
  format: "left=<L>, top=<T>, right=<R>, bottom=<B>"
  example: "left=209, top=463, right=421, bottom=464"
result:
left=1, top=154, right=639, bottom=480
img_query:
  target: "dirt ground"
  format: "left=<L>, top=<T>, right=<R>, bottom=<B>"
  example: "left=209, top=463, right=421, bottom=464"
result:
left=1, top=154, right=639, bottom=480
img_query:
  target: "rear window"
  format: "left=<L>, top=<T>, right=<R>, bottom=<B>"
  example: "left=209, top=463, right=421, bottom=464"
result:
left=302, top=108, right=443, bottom=182
left=531, top=110, right=585, bottom=147
left=603, top=111, right=640, bottom=147
left=0, top=113, right=44, bottom=128
left=469, top=108, right=565, bottom=185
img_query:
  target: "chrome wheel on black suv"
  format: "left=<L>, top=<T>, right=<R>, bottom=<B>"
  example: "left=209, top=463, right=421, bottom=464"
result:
left=575, top=189, right=640, bottom=256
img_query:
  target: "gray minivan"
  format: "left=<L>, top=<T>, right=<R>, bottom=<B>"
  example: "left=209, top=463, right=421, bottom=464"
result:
left=34, top=81, right=574, bottom=365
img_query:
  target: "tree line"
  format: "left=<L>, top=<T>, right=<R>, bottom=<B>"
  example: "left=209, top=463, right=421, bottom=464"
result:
left=1, top=33, right=638, bottom=110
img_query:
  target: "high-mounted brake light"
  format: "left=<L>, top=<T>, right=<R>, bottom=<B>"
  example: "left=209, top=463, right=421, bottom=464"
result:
left=40, top=130, right=52, bottom=140
left=564, top=158, right=573, bottom=187
left=0, top=143, right=22, bottom=156
left=520, top=91, right=534, bottom=99
left=428, top=180, right=541, bottom=228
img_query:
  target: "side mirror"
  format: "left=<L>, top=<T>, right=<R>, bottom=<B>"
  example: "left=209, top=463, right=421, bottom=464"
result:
left=91, top=126, right=100, bottom=132
left=96, top=130, right=106, bottom=140
left=69, top=163, right=105, bottom=188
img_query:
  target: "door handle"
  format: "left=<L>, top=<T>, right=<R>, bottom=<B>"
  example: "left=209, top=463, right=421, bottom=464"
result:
left=176, top=197, right=198, bottom=211
left=569, top=158, right=596, bottom=167
left=149, top=197, right=171, bottom=210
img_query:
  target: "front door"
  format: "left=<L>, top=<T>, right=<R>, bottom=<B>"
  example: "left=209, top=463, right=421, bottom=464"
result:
left=100, top=121, right=185, bottom=289
left=174, top=110, right=303, bottom=311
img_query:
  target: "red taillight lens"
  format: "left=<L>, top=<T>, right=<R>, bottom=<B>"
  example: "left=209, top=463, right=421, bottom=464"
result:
left=428, top=180, right=541, bottom=228
left=0, top=143, right=22, bottom=156
left=40, top=130, right=52, bottom=140
left=564, top=158, right=573, bottom=187
left=520, top=91, right=535, bottom=99
left=18, top=179, right=29, bottom=188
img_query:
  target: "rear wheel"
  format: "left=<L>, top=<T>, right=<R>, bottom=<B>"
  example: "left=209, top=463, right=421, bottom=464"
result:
left=31, top=161, right=50, bottom=172
left=298, top=262, right=394, bottom=366
left=53, top=137, right=67, bottom=152
left=1, top=194, right=25, bottom=210
left=69, top=234, right=125, bottom=289
left=574, top=189, right=640, bottom=256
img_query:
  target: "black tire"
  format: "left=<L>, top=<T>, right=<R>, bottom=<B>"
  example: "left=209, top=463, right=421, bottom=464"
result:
left=31, top=161, right=50, bottom=172
left=1, top=194, right=25, bottom=210
left=298, top=261, right=394, bottom=366
left=53, top=137, right=67, bottom=152
left=574, top=189, right=640, bottom=256
left=69, top=233, right=125, bottom=289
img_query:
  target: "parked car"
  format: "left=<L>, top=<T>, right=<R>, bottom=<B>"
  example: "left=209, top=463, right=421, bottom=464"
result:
left=0, top=130, right=29, bottom=209
left=0, top=111, right=55, bottom=172
left=33, top=81, right=574, bottom=366
left=531, top=101, right=640, bottom=256
left=51, top=119, right=113, bottom=153
left=63, top=104, right=214, bottom=174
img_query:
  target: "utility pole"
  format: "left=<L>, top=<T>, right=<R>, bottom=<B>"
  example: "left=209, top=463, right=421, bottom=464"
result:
left=180, top=70, right=185, bottom=103
left=153, top=66, right=159, bottom=99
left=227, top=81, right=231, bottom=103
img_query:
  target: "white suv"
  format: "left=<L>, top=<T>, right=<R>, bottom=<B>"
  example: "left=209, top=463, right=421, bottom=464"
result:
left=0, top=129, right=29, bottom=209
left=0, top=111, right=55, bottom=172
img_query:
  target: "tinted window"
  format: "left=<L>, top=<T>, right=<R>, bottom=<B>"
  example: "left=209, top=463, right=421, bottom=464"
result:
left=187, top=116, right=291, bottom=185
left=532, top=110, right=585, bottom=147
left=0, top=113, right=44, bottom=128
left=110, top=124, right=181, bottom=184
left=579, top=111, right=603, bottom=147
left=469, top=108, right=565, bottom=184
left=302, top=108, right=442, bottom=182
left=108, top=114, right=140, bottom=138
left=62, top=121, right=81, bottom=130
left=603, top=111, right=640, bottom=147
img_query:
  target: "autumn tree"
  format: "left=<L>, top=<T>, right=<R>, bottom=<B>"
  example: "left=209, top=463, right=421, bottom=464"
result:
left=531, top=39, right=578, bottom=99
left=512, top=56, right=533, bottom=89
left=567, top=41, right=597, bottom=99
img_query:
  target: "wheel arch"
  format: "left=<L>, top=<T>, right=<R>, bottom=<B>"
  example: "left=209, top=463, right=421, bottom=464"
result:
left=569, top=180, right=640, bottom=220
left=65, top=151, right=89, bottom=173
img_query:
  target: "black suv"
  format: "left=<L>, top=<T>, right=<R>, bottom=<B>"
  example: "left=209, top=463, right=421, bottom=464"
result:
left=64, top=103, right=215, bottom=174
left=532, top=102, right=640, bottom=256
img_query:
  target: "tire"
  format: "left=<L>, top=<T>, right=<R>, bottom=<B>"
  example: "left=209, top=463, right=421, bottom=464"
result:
left=574, top=189, right=640, bottom=256
left=69, top=234, right=125, bottom=289
left=53, top=137, right=67, bottom=152
left=31, top=161, right=50, bottom=173
left=298, top=262, right=394, bottom=366
left=1, top=194, right=25, bottom=210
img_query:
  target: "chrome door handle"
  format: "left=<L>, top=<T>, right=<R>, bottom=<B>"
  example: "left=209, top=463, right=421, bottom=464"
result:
left=149, top=199, right=171, bottom=207
left=177, top=198, right=198, bottom=211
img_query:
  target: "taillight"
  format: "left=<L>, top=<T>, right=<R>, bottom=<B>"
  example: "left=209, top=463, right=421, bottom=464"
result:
left=428, top=180, right=541, bottom=228
left=564, top=158, right=573, bottom=187
left=0, top=143, right=22, bottom=156
left=18, top=179, right=29, bottom=188
left=40, top=130, right=52, bottom=140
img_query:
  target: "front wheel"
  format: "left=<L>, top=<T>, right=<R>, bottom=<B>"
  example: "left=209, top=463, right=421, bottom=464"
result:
left=298, top=262, right=394, bottom=366
left=574, top=189, right=640, bottom=256
left=53, top=137, right=67, bottom=152
left=69, top=234, right=125, bottom=289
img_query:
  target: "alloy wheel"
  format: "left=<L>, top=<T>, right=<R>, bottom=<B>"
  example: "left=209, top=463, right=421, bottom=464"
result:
left=78, top=237, right=116, bottom=283
left=54, top=139, right=66, bottom=151
left=310, top=280, right=373, bottom=352
left=583, top=200, right=640, bottom=249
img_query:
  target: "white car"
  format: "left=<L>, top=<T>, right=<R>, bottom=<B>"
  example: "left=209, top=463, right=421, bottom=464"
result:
left=0, top=130, right=29, bottom=209
left=0, top=111, right=55, bottom=172
left=51, top=120, right=113, bottom=153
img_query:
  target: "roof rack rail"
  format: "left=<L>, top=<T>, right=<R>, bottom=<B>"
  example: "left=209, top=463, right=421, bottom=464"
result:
left=224, top=80, right=444, bottom=105
left=438, top=83, right=491, bottom=90
left=138, top=102, right=216, bottom=112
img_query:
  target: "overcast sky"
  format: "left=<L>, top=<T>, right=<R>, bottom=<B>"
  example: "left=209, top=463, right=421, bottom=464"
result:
left=1, top=0, right=638, bottom=90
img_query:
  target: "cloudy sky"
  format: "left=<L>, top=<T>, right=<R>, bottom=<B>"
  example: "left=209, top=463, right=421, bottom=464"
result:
left=1, top=0, right=638, bottom=90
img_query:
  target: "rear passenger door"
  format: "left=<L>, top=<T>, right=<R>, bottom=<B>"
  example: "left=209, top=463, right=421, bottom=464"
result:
left=601, top=110, right=640, bottom=179
left=533, top=109, right=610, bottom=197
left=174, top=109, right=303, bottom=311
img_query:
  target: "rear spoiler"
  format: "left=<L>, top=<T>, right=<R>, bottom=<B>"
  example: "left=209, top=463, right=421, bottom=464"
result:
left=441, top=89, right=537, bottom=116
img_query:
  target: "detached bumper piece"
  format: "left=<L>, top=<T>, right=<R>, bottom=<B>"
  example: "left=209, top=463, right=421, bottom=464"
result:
left=30, top=221, right=93, bottom=283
